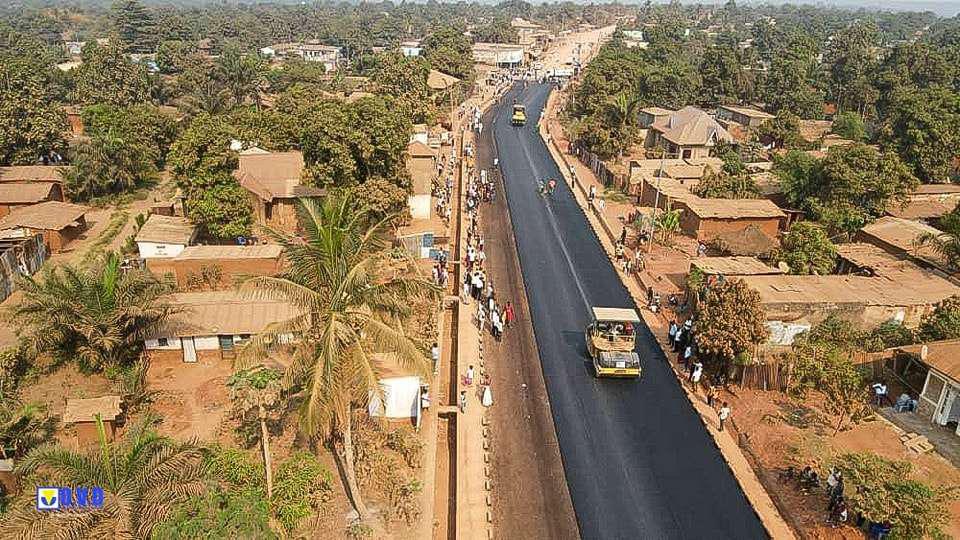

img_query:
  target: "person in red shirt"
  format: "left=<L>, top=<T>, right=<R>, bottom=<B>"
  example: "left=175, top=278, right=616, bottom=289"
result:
left=504, top=301, right=516, bottom=328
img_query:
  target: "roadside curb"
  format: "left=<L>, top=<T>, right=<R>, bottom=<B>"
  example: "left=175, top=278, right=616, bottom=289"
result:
left=537, top=91, right=797, bottom=540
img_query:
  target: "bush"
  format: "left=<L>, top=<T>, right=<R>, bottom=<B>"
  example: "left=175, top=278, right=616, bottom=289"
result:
left=272, top=452, right=334, bottom=533
left=834, top=452, right=959, bottom=539
left=152, top=487, right=276, bottom=540
left=386, top=428, right=423, bottom=469
left=204, top=445, right=264, bottom=487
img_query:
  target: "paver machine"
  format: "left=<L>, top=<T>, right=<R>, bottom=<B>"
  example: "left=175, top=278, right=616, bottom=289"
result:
left=584, top=307, right=642, bottom=378
left=511, top=103, right=527, bottom=126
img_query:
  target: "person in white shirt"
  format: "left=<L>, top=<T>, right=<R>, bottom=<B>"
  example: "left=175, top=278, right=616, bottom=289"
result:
left=718, top=402, right=731, bottom=432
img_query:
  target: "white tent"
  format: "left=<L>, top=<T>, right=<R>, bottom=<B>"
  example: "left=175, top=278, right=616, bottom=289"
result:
left=368, top=376, right=422, bottom=419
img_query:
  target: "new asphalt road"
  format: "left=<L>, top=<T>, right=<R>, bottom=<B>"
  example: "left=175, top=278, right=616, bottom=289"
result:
left=487, top=82, right=767, bottom=539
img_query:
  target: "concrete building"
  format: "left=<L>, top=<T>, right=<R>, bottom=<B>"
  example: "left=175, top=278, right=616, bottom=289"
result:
left=406, top=141, right=437, bottom=221
left=146, top=244, right=284, bottom=289
left=644, top=106, right=734, bottom=160
left=896, top=340, right=960, bottom=437
left=715, top=105, right=774, bottom=129
left=400, top=40, right=423, bottom=57
left=145, top=290, right=299, bottom=363
left=740, top=255, right=960, bottom=343
left=234, top=150, right=326, bottom=235
left=472, top=43, right=524, bottom=67
left=135, top=215, right=197, bottom=260
left=0, top=201, right=88, bottom=253
left=368, top=352, right=428, bottom=422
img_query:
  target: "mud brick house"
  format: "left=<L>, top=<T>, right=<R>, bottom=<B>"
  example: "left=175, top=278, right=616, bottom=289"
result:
left=857, top=216, right=952, bottom=274
left=674, top=198, right=786, bottom=242
left=0, top=201, right=88, bottom=253
left=0, top=182, right=64, bottom=217
left=146, top=244, right=284, bottom=289
left=0, top=166, right=68, bottom=185
left=886, top=184, right=960, bottom=221
left=0, top=234, right=46, bottom=303
left=145, top=291, right=299, bottom=363
left=63, top=395, right=122, bottom=445
left=135, top=215, right=197, bottom=260
left=234, top=150, right=326, bottom=235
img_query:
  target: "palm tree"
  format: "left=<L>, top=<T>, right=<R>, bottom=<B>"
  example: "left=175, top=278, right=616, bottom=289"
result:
left=0, top=419, right=206, bottom=539
left=0, top=398, right=46, bottom=459
left=604, top=92, right=641, bottom=160
left=226, top=366, right=284, bottom=499
left=238, top=197, right=438, bottom=520
left=9, top=252, right=176, bottom=373
left=61, top=132, right=157, bottom=201
left=217, top=45, right=265, bottom=109
left=654, top=208, right=682, bottom=245
left=914, top=228, right=960, bottom=270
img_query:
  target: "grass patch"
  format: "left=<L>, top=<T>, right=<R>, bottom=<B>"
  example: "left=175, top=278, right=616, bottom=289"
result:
left=602, top=188, right=630, bottom=204
left=80, top=210, right=130, bottom=266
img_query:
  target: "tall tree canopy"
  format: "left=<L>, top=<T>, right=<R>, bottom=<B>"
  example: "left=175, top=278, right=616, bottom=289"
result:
left=0, top=53, right=67, bottom=165
left=72, top=42, right=150, bottom=106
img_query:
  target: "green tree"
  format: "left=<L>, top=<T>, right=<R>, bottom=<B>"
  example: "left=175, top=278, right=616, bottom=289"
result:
left=371, top=52, right=432, bottom=124
left=777, top=221, right=837, bottom=275
left=693, top=168, right=759, bottom=199
left=0, top=419, right=206, bottom=539
left=878, top=86, right=960, bottom=184
left=227, top=366, right=285, bottom=499
left=831, top=111, right=867, bottom=142
left=152, top=487, right=276, bottom=540
left=757, top=110, right=804, bottom=150
left=694, top=278, right=768, bottom=363
left=217, top=45, right=266, bottom=109
left=824, top=21, right=879, bottom=117
left=917, top=295, right=960, bottom=342
left=472, top=18, right=518, bottom=44
left=72, top=42, right=150, bottom=106
left=834, top=452, right=959, bottom=539
left=63, top=132, right=157, bottom=201
left=238, top=196, right=438, bottom=521
left=779, top=144, right=918, bottom=234
left=111, top=0, right=157, bottom=53
left=699, top=36, right=753, bottom=106
left=9, top=252, right=175, bottom=373
left=422, top=26, right=474, bottom=82
left=604, top=92, right=641, bottom=159
left=81, top=103, right=179, bottom=167
left=0, top=54, right=68, bottom=165
left=344, top=178, right=411, bottom=219
left=187, top=179, right=253, bottom=240
left=155, top=40, right=199, bottom=74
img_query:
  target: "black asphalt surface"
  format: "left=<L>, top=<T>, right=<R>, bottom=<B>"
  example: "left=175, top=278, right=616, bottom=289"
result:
left=486, top=83, right=767, bottom=539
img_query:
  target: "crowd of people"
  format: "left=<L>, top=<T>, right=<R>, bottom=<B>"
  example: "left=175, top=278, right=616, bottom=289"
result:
left=461, top=167, right=517, bottom=346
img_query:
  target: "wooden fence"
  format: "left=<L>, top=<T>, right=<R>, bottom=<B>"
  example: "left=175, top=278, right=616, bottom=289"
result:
left=738, top=350, right=880, bottom=393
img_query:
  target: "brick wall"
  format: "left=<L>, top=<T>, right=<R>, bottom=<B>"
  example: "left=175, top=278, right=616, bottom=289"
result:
left=147, top=256, right=282, bottom=289
left=684, top=215, right=782, bottom=242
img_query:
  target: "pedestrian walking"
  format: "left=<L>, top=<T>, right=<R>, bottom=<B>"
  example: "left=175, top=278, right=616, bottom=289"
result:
left=707, top=386, right=718, bottom=408
left=691, top=363, right=703, bottom=391
left=465, top=365, right=475, bottom=386
left=462, top=274, right=471, bottom=304
left=668, top=320, right=677, bottom=343
left=460, top=390, right=467, bottom=413
left=620, top=227, right=627, bottom=245
left=504, top=301, right=515, bottom=327
left=718, top=402, right=731, bottom=432
left=477, top=304, right=486, bottom=333
left=431, top=342, right=440, bottom=372
left=683, top=344, right=693, bottom=367
left=673, top=327, right=683, bottom=352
